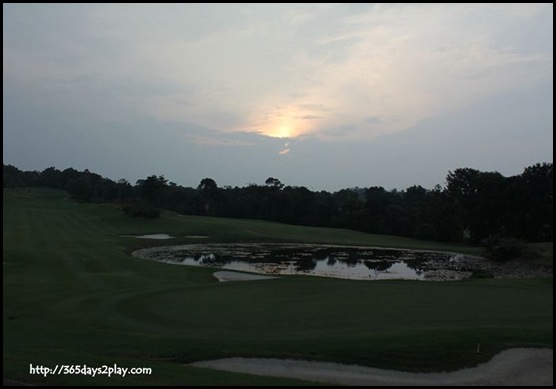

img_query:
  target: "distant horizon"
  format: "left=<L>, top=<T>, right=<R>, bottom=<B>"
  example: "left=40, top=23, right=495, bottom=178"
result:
left=3, top=4, right=553, bottom=192
left=4, top=160, right=552, bottom=193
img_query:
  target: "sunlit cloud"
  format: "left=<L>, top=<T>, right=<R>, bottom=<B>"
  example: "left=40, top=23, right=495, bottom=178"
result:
left=245, top=103, right=327, bottom=139
left=279, top=142, right=290, bottom=155
left=214, top=4, right=550, bottom=141
left=296, top=115, right=322, bottom=120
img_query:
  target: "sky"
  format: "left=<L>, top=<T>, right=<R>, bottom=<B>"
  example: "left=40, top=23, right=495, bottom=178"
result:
left=3, top=4, right=553, bottom=191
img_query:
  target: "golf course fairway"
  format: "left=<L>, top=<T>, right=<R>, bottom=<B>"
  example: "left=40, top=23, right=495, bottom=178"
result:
left=3, top=188, right=553, bottom=385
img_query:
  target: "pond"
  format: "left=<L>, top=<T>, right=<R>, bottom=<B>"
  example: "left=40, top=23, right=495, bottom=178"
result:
left=133, top=244, right=473, bottom=281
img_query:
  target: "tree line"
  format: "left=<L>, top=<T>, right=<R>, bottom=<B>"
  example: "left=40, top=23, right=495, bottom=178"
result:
left=3, top=162, right=552, bottom=244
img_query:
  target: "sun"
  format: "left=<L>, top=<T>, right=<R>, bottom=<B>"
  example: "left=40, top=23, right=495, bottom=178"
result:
left=266, top=125, right=293, bottom=139
left=276, top=126, right=292, bottom=138
left=253, top=106, right=316, bottom=139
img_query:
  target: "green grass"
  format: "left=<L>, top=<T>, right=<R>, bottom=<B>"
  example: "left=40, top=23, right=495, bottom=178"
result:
left=3, top=188, right=553, bottom=385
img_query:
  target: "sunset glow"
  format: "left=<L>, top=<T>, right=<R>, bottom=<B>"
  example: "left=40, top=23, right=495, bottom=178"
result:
left=268, top=126, right=293, bottom=139
left=254, top=106, right=319, bottom=139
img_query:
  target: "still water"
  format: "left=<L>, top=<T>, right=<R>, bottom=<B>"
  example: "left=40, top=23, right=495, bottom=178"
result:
left=134, top=244, right=468, bottom=281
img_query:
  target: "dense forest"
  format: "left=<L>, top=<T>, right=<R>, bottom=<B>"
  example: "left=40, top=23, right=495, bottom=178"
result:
left=3, top=162, right=552, bottom=244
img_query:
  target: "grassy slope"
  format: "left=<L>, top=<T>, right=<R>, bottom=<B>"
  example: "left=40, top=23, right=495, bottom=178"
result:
left=3, top=188, right=553, bottom=385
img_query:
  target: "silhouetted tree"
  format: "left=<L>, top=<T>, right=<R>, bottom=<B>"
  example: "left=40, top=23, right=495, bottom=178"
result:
left=198, top=178, right=218, bottom=192
left=66, top=176, right=93, bottom=202
left=265, top=177, right=284, bottom=189
left=198, top=178, right=220, bottom=215
left=137, top=175, right=168, bottom=205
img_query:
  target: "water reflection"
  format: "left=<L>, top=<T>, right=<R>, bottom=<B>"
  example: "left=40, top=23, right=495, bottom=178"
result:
left=136, top=244, right=465, bottom=281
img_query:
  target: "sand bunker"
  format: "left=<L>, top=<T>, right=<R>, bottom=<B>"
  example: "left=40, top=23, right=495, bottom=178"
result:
left=125, top=234, right=209, bottom=239
left=213, top=271, right=280, bottom=282
left=128, top=234, right=174, bottom=239
left=190, top=348, right=553, bottom=386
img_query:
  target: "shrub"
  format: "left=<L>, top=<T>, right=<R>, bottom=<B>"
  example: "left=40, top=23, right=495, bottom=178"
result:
left=481, top=236, right=532, bottom=262
left=470, top=269, right=494, bottom=278
left=413, top=223, right=437, bottom=240
left=122, top=202, right=161, bottom=219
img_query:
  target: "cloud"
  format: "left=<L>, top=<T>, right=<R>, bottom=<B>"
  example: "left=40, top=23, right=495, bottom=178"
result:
left=319, top=124, right=359, bottom=139
left=296, top=115, right=322, bottom=120
left=365, top=116, right=382, bottom=124
left=279, top=142, right=290, bottom=155
left=190, top=135, right=255, bottom=147
left=3, top=4, right=552, bottom=144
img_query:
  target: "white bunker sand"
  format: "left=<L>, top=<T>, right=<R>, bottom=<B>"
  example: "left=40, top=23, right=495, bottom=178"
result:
left=190, top=348, right=553, bottom=386
left=126, top=234, right=210, bottom=239
left=130, top=234, right=174, bottom=239
left=213, top=271, right=280, bottom=282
